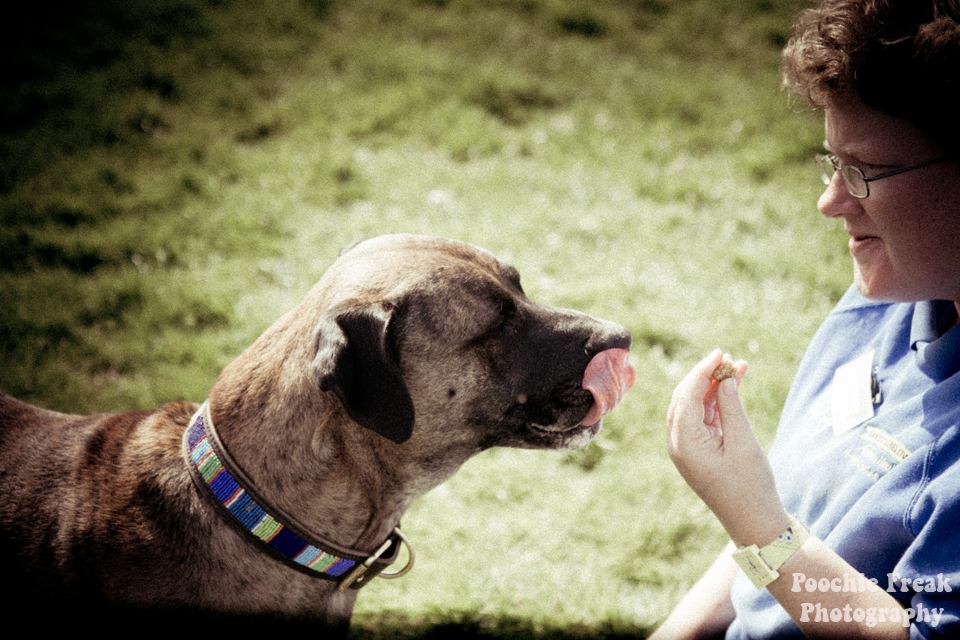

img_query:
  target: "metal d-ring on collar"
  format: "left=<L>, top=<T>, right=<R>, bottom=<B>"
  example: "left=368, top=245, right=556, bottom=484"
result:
left=182, top=400, right=415, bottom=590
left=338, top=526, right=416, bottom=590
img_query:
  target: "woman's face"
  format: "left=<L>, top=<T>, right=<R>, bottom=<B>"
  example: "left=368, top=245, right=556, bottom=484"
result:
left=819, top=97, right=960, bottom=304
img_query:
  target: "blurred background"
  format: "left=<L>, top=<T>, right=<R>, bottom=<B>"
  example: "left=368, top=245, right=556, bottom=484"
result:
left=1, top=0, right=851, bottom=636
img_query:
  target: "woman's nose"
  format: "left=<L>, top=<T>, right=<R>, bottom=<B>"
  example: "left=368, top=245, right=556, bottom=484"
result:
left=817, top=169, right=862, bottom=218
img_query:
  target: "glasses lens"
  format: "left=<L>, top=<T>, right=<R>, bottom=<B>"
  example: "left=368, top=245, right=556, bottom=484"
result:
left=816, top=155, right=833, bottom=186
left=816, top=154, right=869, bottom=198
left=840, top=165, right=868, bottom=198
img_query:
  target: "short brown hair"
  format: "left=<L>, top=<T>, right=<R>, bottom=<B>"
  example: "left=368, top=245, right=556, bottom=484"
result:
left=782, top=0, right=960, bottom=150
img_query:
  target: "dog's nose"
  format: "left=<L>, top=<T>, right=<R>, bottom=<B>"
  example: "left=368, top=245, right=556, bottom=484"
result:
left=586, top=323, right=632, bottom=356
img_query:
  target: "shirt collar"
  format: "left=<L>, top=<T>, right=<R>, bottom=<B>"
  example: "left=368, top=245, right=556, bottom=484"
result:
left=910, top=301, right=960, bottom=381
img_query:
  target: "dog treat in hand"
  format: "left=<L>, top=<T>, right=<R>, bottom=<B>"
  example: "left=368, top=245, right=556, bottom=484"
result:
left=712, top=356, right=737, bottom=382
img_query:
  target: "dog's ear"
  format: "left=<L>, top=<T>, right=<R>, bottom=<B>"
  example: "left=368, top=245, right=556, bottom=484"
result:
left=313, top=303, right=415, bottom=444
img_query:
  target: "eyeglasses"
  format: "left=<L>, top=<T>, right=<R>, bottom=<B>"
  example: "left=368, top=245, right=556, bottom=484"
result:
left=816, top=153, right=950, bottom=199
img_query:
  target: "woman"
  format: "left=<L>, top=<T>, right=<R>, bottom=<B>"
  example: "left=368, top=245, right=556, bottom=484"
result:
left=655, top=1, right=960, bottom=638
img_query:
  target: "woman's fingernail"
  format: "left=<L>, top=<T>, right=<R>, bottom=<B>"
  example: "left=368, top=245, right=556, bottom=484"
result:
left=722, top=377, right=738, bottom=396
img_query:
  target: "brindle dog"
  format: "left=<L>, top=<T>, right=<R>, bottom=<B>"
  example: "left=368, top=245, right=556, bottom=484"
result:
left=0, top=234, right=631, bottom=633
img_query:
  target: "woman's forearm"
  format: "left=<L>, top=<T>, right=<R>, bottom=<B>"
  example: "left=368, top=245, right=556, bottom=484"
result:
left=650, top=542, right=738, bottom=640
left=766, top=537, right=909, bottom=639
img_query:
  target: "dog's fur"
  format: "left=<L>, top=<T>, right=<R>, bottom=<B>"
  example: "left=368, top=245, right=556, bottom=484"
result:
left=0, top=234, right=630, bottom=632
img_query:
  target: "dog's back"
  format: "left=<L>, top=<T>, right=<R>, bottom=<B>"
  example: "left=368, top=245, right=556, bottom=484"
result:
left=0, top=395, right=350, bottom=632
left=0, top=395, right=200, bottom=612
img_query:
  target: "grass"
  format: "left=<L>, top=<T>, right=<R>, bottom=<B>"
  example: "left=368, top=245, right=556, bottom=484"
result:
left=1, top=0, right=852, bottom=636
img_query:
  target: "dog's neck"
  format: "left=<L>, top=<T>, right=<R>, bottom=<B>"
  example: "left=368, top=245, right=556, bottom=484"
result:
left=206, top=395, right=396, bottom=549
left=204, top=379, right=468, bottom=556
left=184, top=400, right=412, bottom=591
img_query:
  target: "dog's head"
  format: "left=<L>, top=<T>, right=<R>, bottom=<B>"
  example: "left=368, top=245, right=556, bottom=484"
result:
left=311, top=234, right=632, bottom=453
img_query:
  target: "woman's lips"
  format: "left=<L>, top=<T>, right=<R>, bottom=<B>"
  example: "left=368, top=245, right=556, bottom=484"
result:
left=848, top=233, right=880, bottom=255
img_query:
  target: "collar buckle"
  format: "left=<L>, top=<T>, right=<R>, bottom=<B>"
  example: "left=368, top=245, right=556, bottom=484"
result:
left=337, top=527, right=416, bottom=590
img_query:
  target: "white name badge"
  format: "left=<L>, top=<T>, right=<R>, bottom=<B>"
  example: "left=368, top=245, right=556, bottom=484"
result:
left=831, top=351, right=876, bottom=436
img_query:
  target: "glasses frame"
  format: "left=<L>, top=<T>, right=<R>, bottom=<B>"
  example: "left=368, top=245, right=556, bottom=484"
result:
left=817, top=153, right=950, bottom=199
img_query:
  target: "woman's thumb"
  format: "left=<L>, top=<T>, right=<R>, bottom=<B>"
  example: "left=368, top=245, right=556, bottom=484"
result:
left=715, top=377, right=752, bottom=438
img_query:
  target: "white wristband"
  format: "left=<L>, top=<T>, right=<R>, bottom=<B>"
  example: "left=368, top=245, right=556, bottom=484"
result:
left=732, top=515, right=809, bottom=590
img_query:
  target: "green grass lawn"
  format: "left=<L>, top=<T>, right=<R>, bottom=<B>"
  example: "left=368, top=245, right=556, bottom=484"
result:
left=1, top=0, right=851, bottom=636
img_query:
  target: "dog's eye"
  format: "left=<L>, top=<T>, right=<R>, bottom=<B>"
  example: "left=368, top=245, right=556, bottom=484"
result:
left=494, top=300, right=519, bottom=338
left=499, top=318, right=518, bottom=338
left=473, top=315, right=517, bottom=345
left=469, top=298, right=520, bottom=345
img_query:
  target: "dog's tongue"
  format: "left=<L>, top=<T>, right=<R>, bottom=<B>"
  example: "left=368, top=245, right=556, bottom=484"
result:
left=580, top=349, right=635, bottom=426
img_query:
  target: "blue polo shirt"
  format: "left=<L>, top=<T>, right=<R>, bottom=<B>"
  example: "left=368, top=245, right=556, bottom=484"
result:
left=727, top=286, right=960, bottom=639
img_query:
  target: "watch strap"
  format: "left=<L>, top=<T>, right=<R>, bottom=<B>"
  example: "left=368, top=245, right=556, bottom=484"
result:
left=759, top=516, right=809, bottom=570
left=732, top=515, right=809, bottom=590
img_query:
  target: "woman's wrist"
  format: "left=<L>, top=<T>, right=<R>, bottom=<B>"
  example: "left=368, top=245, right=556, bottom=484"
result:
left=732, top=515, right=810, bottom=590
left=726, top=510, right=793, bottom=549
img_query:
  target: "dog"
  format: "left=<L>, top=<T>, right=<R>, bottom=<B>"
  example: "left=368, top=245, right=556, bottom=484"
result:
left=0, top=234, right=632, bottom=633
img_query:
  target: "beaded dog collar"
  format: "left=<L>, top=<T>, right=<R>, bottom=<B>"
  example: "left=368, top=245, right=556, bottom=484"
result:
left=182, top=401, right=414, bottom=590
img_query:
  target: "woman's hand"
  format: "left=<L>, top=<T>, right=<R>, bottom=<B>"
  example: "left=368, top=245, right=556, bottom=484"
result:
left=665, top=350, right=912, bottom=638
left=666, top=348, right=791, bottom=547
